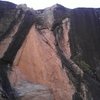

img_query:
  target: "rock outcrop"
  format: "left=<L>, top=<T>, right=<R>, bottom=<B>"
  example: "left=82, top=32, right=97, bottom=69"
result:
left=14, top=81, right=54, bottom=100
left=0, top=1, right=100, bottom=100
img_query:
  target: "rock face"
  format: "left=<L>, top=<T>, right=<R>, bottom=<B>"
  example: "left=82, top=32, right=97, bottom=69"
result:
left=0, top=1, right=100, bottom=100
left=14, top=81, right=54, bottom=100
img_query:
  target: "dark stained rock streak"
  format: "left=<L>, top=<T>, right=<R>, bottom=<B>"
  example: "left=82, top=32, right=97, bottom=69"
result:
left=0, top=1, right=100, bottom=100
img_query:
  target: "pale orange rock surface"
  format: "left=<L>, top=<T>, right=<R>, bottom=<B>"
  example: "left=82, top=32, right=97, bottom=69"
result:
left=10, top=25, right=75, bottom=100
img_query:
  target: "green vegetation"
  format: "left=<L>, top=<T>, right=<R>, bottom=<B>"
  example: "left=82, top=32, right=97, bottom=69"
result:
left=73, top=55, right=92, bottom=74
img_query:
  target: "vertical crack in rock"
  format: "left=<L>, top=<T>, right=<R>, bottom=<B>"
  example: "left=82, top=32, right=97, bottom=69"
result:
left=52, top=21, right=86, bottom=100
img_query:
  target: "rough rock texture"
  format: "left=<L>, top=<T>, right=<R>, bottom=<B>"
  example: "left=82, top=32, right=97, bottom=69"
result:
left=0, top=1, right=100, bottom=100
left=14, top=81, right=54, bottom=100
left=10, top=24, right=74, bottom=100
